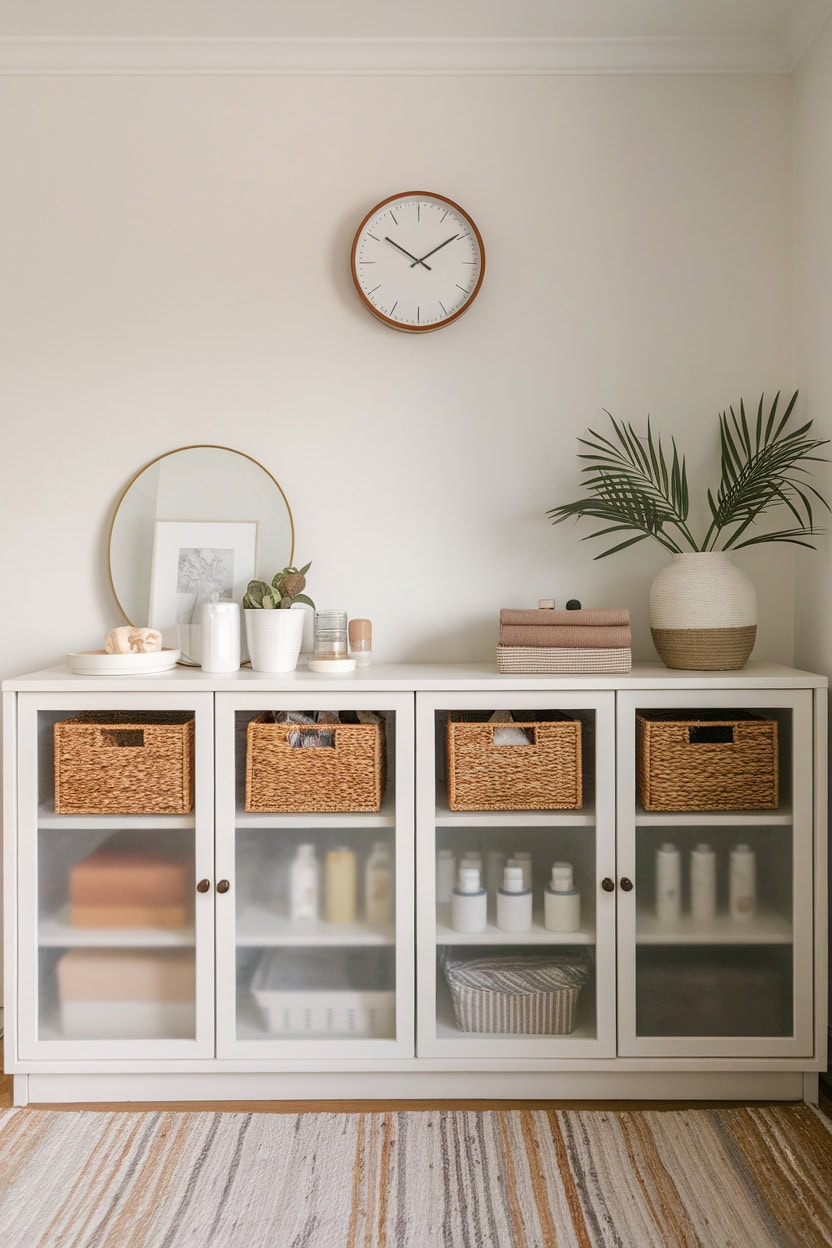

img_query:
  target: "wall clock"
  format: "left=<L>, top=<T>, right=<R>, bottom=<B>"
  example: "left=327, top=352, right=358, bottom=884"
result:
left=350, top=191, right=485, bottom=333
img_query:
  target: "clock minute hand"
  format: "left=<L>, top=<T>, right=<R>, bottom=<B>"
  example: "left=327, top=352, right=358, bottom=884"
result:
left=384, top=236, right=432, bottom=271
left=410, top=233, right=460, bottom=267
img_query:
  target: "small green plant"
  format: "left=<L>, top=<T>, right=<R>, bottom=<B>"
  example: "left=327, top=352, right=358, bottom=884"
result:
left=547, top=391, right=829, bottom=558
left=242, top=562, right=315, bottom=609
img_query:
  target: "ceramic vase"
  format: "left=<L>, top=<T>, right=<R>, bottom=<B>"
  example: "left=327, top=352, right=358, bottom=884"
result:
left=244, top=606, right=305, bottom=673
left=649, top=551, right=757, bottom=670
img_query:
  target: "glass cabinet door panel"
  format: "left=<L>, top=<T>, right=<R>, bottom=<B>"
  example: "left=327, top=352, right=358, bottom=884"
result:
left=617, top=689, right=815, bottom=1059
left=416, top=691, right=616, bottom=1060
left=215, top=694, right=414, bottom=1059
left=17, top=694, right=215, bottom=1059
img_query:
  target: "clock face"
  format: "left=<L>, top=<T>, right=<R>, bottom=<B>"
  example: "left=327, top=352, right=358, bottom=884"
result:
left=351, top=191, right=485, bottom=333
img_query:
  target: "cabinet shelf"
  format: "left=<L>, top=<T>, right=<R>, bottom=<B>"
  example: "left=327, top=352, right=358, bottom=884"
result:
left=39, top=904, right=195, bottom=947
left=435, top=904, right=595, bottom=946
left=38, top=802, right=196, bottom=831
left=236, top=902, right=395, bottom=947
left=635, top=808, right=792, bottom=828
left=635, top=906, right=792, bottom=945
left=235, top=791, right=397, bottom=830
left=434, top=796, right=596, bottom=828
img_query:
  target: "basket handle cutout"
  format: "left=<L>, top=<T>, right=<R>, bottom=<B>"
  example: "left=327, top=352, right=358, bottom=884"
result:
left=287, top=727, right=336, bottom=749
left=491, top=726, right=536, bottom=747
left=102, top=728, right=145, bottom=748
left=688, top=725, right=733, bottom=745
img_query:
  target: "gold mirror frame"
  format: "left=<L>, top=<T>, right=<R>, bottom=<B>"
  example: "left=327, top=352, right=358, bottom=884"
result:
left=107, top=444, right=295, bottom=630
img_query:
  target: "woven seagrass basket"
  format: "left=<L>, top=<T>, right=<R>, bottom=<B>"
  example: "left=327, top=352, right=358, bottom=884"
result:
left=446, top=710, right=582, bottom=811
left=245, top=712, right=385, bottom=813
left=54, top=712, right=195, bottom=815
left=636, top=710, right=778, bottom=812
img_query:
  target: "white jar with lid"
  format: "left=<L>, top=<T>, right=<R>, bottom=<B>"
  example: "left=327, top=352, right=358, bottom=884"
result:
left=451, top=866, right=487, bottom=933
left=544, top=862, right=581, bottom=932
left=496, top=865, right=532, bottom=932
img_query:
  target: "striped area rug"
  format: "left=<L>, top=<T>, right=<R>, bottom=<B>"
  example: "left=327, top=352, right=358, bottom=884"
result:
left=0, top=1104, right=830, bottom=1247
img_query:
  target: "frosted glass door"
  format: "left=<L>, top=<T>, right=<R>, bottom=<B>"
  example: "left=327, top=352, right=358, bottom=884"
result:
left=16, top=692, right=215, bottom=1060
left=215, top=691, right=414, bottom=1060
left=617, top=690, right=815, bottom=1059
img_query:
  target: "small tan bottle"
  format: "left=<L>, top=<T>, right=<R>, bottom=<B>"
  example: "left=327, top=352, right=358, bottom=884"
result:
left=324, top=846, right=357, bottom=924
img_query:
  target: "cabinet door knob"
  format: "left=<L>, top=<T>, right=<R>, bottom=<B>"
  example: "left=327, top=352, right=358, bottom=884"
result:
left=601, top=877, right=615, bottom=892
left=620, top=877, right=634, bottom=892
left=196, top=878, right=211, bottom=894
left=216, top=879, right=231, bottom=894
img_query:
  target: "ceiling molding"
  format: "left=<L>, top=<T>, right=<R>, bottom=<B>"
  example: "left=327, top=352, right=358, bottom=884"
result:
left=0, top=34, right=801, bottom=77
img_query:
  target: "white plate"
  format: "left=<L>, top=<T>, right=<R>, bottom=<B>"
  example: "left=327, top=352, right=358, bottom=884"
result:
left=306, top=657, right=357, bottom=673
left=67, top=648, right=181, bottom=676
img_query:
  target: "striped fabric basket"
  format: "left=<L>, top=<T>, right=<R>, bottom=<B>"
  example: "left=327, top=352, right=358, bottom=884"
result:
left=442, top=952, right=590, bottom=1035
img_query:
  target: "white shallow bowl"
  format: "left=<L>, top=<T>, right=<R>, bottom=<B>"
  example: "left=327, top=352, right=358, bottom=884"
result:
left=306, top=657, right=357, bottom=674
left=67, top=648, right=180, bottom=676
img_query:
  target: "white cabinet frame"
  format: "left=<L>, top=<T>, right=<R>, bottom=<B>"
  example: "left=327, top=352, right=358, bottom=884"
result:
left=616, top=687, right=818, bottom=1059
left=214, top=691, right=415, bottom=1060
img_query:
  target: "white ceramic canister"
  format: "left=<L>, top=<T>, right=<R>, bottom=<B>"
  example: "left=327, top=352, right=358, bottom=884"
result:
left=199, top=598, right=241, bottom=673
left=496, top=865, right=532, bottom=932
left=544, top=862, right=581, bottom=933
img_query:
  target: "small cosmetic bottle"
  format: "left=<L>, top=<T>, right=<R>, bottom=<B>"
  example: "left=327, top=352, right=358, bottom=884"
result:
left=544, top=862, right=581, bottom=932
left=511, top=851, right=533, bottom=890
left=436, top=849, right=456, bottom=904
left=364, top=841, right=393, bottom=925
left=348, top=618, right=372, bottom=668
left=324, top=846, right=357, bottom=924
left=451, top=866, right=487, bottom=933
left=729, top=843, right=756, bottom=922
left=496, top=865, right=532, bottom=932
left=691, top=843, right=717, bottom=923
left=289, top=843, right=319, bottom=921
left=656, top=842, right=681, bottom=923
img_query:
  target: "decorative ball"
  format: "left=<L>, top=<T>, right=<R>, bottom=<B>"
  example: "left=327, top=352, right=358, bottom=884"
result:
left=566, top=599, right=582, bottom=611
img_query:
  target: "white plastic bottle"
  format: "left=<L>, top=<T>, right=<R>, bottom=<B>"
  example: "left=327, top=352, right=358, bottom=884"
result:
left=436, top=849, right=456, bottom=904
left=729, top=843, right=756, bottom=922
left=451, top=866, right=487, bottom=933
left=656, top=843, right=681, bottom=923
left=496, top=865, right=532, bottom=932
left=290, top=843, right=319, bottom=921
left=544, top=862, right=581, bottom=932
left=365, top=841, right=393, bottom=925
left=691, top=843, right=717, bottom=923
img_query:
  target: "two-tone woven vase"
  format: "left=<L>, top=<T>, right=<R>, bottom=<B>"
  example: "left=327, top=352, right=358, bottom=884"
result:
left=649, top=552, right=757, bottom=670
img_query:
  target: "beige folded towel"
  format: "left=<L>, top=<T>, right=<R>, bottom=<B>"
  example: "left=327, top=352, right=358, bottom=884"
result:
left=500, top=608, right=630, bottom=627
left=499, top=624, right=632, bottom=648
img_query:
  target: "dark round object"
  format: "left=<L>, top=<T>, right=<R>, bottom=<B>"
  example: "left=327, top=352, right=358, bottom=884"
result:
left=566, top=599, right=582, bottom=610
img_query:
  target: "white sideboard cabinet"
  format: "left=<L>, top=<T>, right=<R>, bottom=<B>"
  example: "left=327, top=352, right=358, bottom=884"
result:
left=2, top=662, right=827, bottom=1106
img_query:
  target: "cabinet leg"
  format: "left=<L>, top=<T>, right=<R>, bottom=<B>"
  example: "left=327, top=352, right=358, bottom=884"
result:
left=802, top=1072, right=819, bottom=1105
left=12, top=1075, right=29, bottom=1107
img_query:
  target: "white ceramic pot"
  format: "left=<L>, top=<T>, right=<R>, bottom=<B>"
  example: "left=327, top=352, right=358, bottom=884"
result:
left=649, top=551, right=757, bottom=670
left=244, top=606, right=306, bottom=673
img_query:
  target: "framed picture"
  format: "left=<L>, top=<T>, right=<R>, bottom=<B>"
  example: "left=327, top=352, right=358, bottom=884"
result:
left=149, top=520, right=258, bottom=663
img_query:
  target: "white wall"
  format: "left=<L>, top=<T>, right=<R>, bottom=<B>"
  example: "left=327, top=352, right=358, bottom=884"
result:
left=795, top=17, right=832, bottom=672
left=0, top=71, right=795, bottom=676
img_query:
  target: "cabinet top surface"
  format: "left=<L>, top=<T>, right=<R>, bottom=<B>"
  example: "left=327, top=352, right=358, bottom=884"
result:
left=2, top=660, right=827, bottom=693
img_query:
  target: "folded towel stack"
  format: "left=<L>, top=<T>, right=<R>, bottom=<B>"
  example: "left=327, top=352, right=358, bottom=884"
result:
left=497, top=607, right=632, bottom=673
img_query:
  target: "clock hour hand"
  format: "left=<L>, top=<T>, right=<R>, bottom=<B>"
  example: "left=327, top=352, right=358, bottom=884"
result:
left=410, top=233, right=460, bottom=267
left=384, top=237, right=432, bottom=270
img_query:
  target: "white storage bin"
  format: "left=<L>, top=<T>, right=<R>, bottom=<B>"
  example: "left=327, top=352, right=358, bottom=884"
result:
left=251, top=947, right=395, bottom=1038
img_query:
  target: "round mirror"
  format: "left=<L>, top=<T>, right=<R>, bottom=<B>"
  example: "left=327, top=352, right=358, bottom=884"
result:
left=108, top=445, right=294, bottom=662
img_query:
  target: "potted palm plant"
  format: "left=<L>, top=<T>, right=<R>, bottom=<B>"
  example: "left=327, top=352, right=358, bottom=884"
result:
left=547, top=392, right=828, bottom=669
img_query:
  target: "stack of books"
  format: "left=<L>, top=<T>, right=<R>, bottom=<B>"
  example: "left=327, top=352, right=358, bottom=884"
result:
left=496, top=607, right=632, bottom=673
